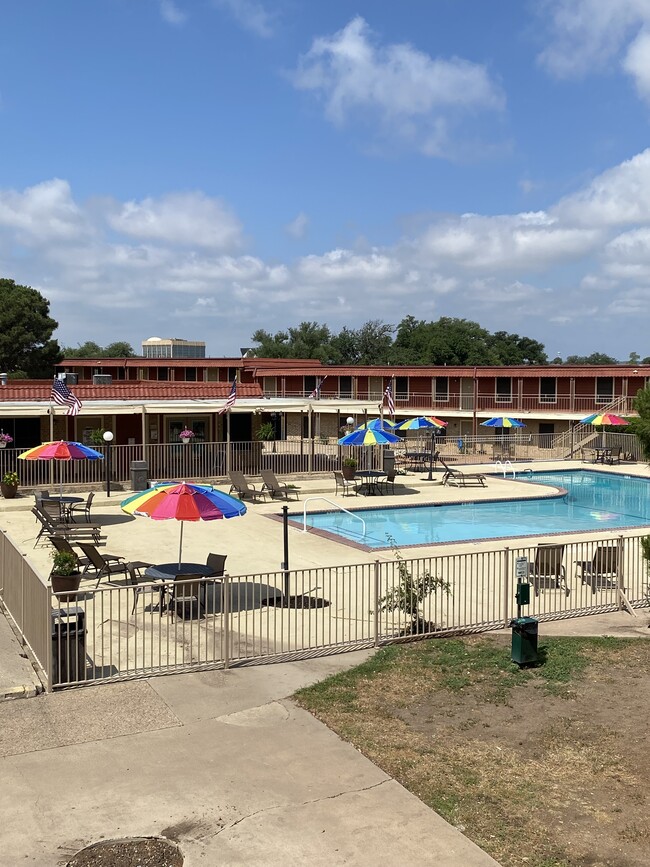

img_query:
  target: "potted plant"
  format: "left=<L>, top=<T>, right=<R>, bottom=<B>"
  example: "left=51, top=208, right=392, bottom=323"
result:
left=50, top=550, right=81, bottom=599
left=1, top=470, right=19, bottom=498
left=0, top=432, right=13, bottom=449
left=179, top=428, right=195, bottom=444
left=342, top=457, right=358, bottom=480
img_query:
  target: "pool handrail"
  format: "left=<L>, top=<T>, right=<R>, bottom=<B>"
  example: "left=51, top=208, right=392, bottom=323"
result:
left=301, top=497, right=366, bottom=538
left=494, top=459, right=515, bottom=479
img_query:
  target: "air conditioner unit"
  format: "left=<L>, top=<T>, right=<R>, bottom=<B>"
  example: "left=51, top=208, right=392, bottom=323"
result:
left=92, top=374, right=113, bottom=385
left=57, top=372, right=79, bottom=385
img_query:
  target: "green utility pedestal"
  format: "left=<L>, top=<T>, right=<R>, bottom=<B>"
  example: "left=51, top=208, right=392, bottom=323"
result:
left=510, top=616, right=538, bottom=666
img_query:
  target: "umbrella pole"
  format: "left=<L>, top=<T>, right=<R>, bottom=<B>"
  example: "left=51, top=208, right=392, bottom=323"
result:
left=178, top=522, right=184, bottom=571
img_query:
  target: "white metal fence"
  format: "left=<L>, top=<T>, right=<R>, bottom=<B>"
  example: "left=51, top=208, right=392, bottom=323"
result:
left=34, top=531, right=650, bottom=689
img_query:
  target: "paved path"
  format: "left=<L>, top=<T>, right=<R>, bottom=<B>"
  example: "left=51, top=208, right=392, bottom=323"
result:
left=0, top=609, right=43, bottom=701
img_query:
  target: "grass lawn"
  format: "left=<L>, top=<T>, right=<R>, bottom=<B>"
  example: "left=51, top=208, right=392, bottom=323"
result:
left=295, top=635, right=650, bottom=867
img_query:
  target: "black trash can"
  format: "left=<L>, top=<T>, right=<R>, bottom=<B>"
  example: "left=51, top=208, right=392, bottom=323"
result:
left=130, top=460, right=149, bottom=491
left=51, top=607, right=86, bottom=685
left=510, top=616, right=538, bottom=666
left=383, top=449, right=395, bottom=474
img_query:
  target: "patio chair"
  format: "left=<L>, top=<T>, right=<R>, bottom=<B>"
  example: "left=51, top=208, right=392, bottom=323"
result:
left=439, top=457, right=487, bottom=488
left=206, top=552, right=227, bottom=576
left=126, top=562, right=167, bottom=615
left=68, top=491, right=95, bottom=522
left=228, top=471, right=266, bottom=502
left=260, top=469, right=300, bottom=500
left=334, top=471, right=359, bottom=497
left=169, top=573, right=207, bottom=620
left=528, top=543, right=570, bottom=597
left=76, top=542, right=128, bottom=587
left=575, top=545, right=620, bottom=593
left=379, top=470, right=397, bottom=495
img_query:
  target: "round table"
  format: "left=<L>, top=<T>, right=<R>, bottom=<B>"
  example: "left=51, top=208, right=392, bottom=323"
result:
left=144, top=562, right=217, bottom=581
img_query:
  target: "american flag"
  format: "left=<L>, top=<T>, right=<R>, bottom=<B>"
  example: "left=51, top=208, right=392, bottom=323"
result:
left=50, top=379, right=83, bottom=416
left=308, top=375, right=328, bottom=400
left=219, top=378, right=237, bottom=414
left=384, top=383, right=395, bottom=416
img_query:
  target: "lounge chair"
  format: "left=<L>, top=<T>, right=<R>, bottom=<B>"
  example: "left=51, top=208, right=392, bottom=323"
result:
left=76, top=542, right=128, bottom=587
left=228, top=471, right=266, bottom=502
left=334, top=471, right=359, bottom=496
left=261, top=469, right=300, bottom=500
left=439, top=457, right=487, bottom=488
left=575, top=545, right=620, bottom=592
left=528, top=544, right=570, bottom=597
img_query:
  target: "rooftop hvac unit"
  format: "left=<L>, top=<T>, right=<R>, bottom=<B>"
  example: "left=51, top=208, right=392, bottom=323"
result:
left=57, top=372, right=78, bottom=385
left=92, top=374, right=113, bottom=385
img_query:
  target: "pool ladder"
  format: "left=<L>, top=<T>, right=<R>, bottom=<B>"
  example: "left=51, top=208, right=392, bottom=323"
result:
left=494, top=459, right=515, bottom=479
left=301, top=497, right=366, bottom=538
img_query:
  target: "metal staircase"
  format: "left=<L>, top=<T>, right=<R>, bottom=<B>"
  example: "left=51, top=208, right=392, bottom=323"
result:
left=552, top=396, right=635, bottom=459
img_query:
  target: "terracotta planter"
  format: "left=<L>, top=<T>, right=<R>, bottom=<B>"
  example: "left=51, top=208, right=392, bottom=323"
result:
left=51, top=572, right=81, bottom=601
left=342, top=465, right=357, bottom=480
left=1, top=482, right=18, bottom=499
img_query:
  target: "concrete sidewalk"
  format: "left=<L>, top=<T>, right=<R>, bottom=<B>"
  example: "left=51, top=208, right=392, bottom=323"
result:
left=0, top=652, right=501, bottom=867
left=0, top=608, right=43, bottom=701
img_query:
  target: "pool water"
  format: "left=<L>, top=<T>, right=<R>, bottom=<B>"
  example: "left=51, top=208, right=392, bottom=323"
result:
left=299, top=470, right=650, bottom=548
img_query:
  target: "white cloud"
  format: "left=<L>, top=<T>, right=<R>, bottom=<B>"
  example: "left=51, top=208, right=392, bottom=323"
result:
left=285, top=212, right=309, bottom=239
left=159, top=0, right=186, bottom=26
left=538, top=0, right=650, bottom=101
left=212, top=0, right=275, bottom=38
left=0, top=179, right=90, bottom=244
left=107, top=192, right=243, bottom=250
left=291, top=16, right=504, bottom=158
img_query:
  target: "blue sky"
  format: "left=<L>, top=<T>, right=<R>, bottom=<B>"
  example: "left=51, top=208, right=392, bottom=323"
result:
left=1, top=0, right=650, bottom=360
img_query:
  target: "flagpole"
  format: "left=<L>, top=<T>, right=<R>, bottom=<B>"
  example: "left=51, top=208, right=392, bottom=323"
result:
left=49, top=382, right=55, bottom=489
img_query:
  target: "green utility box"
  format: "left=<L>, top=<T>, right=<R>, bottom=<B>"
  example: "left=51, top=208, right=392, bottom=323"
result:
left=510, top=616, right=538, bottom=666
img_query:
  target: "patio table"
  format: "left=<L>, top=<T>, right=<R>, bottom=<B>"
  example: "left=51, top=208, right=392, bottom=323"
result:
left=354, top=470, right=387, bottom=495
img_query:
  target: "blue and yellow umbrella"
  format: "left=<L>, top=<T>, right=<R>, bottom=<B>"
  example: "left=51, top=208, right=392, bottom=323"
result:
left=338, top=428, right=402, bottom=446
left=480, top=417, right=526, bottom=428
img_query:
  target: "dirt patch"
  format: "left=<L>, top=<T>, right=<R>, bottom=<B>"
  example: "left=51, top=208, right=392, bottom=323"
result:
left=66, top=836, right=183, bottom=866
left=295, top=634, right=650, bottom=867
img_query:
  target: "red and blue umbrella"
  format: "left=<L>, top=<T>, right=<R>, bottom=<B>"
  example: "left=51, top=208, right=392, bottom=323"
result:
left=18, top=440, right=104, bottom=495
left=480, top=417, right=526, bottom=428
left=121, top=482, right=246, bottom=569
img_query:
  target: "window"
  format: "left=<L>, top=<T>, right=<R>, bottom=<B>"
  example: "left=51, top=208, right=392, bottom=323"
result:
left=339, top=376, right=353, bottom=399
left=496, top=377, right=512, bottom=403
left=434, top=377, right=448, bottom=402
left=596, top=377, right=614, bottom=404
left=539, top=377, right=556, bottom=404
left=264, top=376, right=277, bottom=397
left=395, top=377, right=408, bottom=401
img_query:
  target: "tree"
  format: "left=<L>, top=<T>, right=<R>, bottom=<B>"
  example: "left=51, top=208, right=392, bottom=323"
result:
left=629, top=384, right=650, bottom=461
left=251, top=322, right=333, bottom=360
left=564, top=352, right=618, bottom=365
left=390, top=316, right=501, bottom=365
left=329, top=320, right=394, bottom=364
left=0, top=278, right=62, bottom=377
left=62, top=341, right=136, bottom=358
left=491, top=332, right=548, bottom=365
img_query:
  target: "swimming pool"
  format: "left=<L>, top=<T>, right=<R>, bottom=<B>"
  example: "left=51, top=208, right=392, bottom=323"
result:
left=298, top=470, right=650, bottom=549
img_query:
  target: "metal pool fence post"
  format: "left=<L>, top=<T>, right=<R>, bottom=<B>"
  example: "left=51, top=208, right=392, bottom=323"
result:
left=502, top=547, right=510, bottom=627
left=373, top=560, right=380, bottom=646
left=223, top=575, right=230, bottom=670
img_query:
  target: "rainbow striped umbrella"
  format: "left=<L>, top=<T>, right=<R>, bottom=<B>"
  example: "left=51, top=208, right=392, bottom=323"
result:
left=393, top=416, right=448, bottom=431
left=480, top=417, right=526, bottom=428
left=579, top=413, right=629, bottom=426
left=121, top=482, right=246, bottom=569
left=18, top=440, right=104, bottom=495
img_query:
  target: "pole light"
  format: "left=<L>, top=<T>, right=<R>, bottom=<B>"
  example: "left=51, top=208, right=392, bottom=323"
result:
left=103, top=430, right=114, bottom=497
